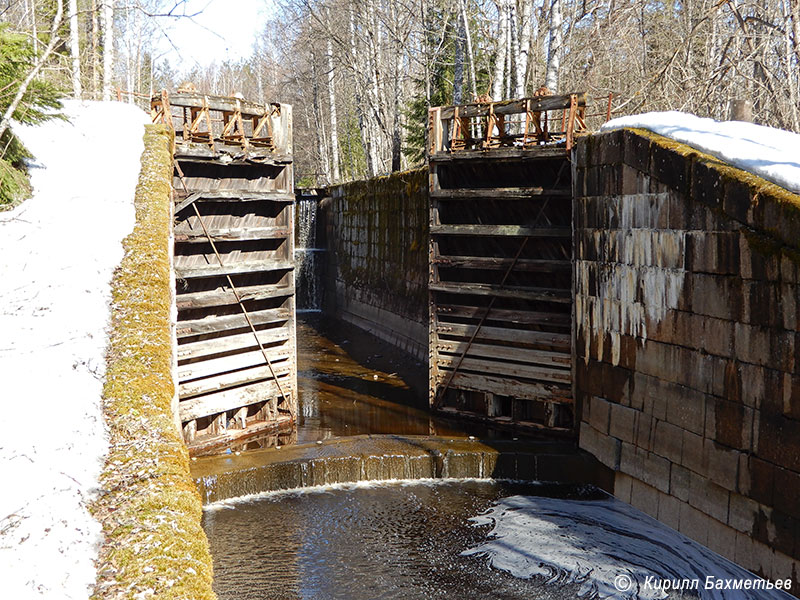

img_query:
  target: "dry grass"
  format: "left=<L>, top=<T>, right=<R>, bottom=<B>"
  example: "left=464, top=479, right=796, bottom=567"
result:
left=91, top=125, right=216, bottom=600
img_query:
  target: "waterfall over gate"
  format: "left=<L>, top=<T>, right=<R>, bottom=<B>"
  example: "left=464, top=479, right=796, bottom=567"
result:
left=295, top=189, right=326, bottom=312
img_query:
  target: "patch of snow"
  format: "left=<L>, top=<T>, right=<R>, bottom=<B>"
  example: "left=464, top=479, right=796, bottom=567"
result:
left=464, top=494, right=793, bottom=599
left=0, top=101, right=149, bottom=599
left=601, top=111, right=800, bottom=194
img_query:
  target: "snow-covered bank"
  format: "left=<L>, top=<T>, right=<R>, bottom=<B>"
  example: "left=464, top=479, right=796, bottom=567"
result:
left=0, top=101, right=149, bottom=599
left=601, top=112, right=800, bottom=194
left=465, top=494, right=793, bottom=599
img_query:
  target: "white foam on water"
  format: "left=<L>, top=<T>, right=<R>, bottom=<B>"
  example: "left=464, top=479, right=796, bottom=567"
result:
left=464, top=494, right=793, bottom=599
left=203, top=477, right=515, bottom=510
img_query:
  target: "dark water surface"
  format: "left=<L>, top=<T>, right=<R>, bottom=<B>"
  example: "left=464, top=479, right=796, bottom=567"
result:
left=203, top=480, right=587, bottom=600
left=295, top=314, right=510, bottom=442
left=203, top=317, right=561, bottom=599
left=229, top=314, right=515, bottom=454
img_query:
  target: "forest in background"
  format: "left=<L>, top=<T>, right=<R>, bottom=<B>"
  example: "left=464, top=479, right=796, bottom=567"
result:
left=2, top=0, right=800, bottom=189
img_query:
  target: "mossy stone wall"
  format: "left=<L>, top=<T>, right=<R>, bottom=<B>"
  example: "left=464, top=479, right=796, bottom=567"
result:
left=322, top=168, right=429, bottom=359
left=92, top=125, right=216, bottom=600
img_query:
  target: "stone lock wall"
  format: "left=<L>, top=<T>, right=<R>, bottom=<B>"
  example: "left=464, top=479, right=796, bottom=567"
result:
left=574, top=128, right=800, bottom=586
left=322, top=168, right=429, bottom=360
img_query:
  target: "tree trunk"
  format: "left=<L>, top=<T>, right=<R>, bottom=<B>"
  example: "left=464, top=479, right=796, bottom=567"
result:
left=29, top=0, right=39, bottom=58
left=134, top=7, right=143, bottom=99
left=460, top=0, right=478, bottom=99
left=786, top=0, right=800, bottom=131
left=492, top=1, right=508, bottom=99
left=544, top=0, right=562, bottom=91
left=516, top=0, right=532, bottom=97
left=505, top=3, right=512, bottom=99
left=454, top=8, right=465, bottom=105
left=69, top=0, right=82, bottom=98
left=790, top=0, right=800, bottom=65
left=326, top=36, right=341, bottom=182
left=91, top=0, right=100, bottom=99
left=390, top=0, right=402, bottom=171
left=348, top=4, right=378, bottom=177
left=365, top=0, right=385, bottom=173
left=124, top=5, right=133, bottom=102
left=103, top=0, right=115, bottom=100
left=311, top=50, right=331, bottom=186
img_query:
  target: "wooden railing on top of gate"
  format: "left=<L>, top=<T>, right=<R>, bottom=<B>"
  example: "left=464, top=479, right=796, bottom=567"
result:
left=429, top=92, right=589, bottom=155
left=150, top=89, right=291, bottom=160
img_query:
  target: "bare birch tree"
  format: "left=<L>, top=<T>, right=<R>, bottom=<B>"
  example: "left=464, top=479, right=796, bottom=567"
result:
left=103, top=0, right=115, bottom=100
left=492, top=0, right=509, bottom=99
left=515, top=0, right=533, bottom=97
left=68, top=0, right=82, bottom=98
left=326, top=36, right=341, bottom=182
left=544, top=0, right=562, bottom=91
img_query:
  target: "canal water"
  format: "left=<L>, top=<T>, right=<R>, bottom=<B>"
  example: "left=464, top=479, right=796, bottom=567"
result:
left=201, top=316, right=786, bottom=600
left=203, top=480, right=592, bottom=600
left=223, top=314, right=510, bottom=454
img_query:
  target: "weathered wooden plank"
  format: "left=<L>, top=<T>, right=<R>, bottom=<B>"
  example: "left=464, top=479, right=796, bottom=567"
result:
left=179, top=346, right=291, bottom=382
left=436, top=355, right=570, bottom=384
left=175, top=259, right=294, bottom=279
left=174, top=191, right=294, bottom=214
left=436, top=322, right=571, bottom=350
left=438, top=93, right=586, bottom=120
left=179, top=359, right=292, bottom=399
left=173, top=193, right=202, bottom=215
left=435, top=340, right=571, bottom=367
left=175, top=190, right=295, bottom=202
left=174, top=226, right=291, bottom=244
left=438, top=371, right=571, bottom=402
left=176, top=284, right=294, bottom=310
left=429, top=281, right=571, bottom=303
left=430, top=224, right=570, bottom=237
left=177, top=307, right=291, bottom=338
left=174, top=147, right=292, bottom=165
left=186, top=415, right=293, bottom=457
left=433, top=255, right=571, bottom=272
left=430, top=187, right=570, bottom=199
left=179, top=377, right=293, bottom=422
left=436, top=304, right=570, bottom=327
left=177, top=327, right=291, bottom=361
left=437, top=406, right=573, bottom=434
left=165, top=91, right=275, bottom=116
left=429, top=146, right=569, bottom=162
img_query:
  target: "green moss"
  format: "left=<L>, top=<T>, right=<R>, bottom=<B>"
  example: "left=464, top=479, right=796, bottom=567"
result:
left=91, top=125, right=216, bottom=600
left=328, top=167, right=429, bottom=318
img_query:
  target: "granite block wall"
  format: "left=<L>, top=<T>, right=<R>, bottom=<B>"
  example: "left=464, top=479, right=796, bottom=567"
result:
left=575, top=128, right=800, bottom=588
left=322, top=168, right=429, bottom=360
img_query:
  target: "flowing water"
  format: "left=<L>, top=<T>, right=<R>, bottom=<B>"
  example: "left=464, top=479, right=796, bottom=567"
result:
left=295, top=196, right=324, bottom=312
left=203, top=480, right=595, bottom=600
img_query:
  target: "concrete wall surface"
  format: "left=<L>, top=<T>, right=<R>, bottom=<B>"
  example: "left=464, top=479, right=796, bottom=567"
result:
left=574, top=128, right=800, bottom=588
left=322, top=168, right=429, bottom=360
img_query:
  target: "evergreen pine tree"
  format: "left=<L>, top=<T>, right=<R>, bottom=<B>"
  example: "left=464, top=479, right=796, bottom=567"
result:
left=0, top=25, right=64, bottom=207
